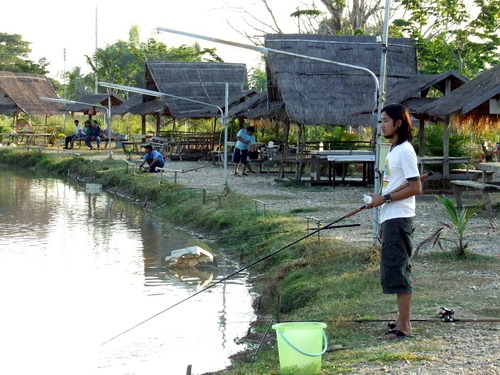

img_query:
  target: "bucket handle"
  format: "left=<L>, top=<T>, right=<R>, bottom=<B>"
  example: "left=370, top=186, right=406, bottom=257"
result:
left=277, top=330, right=328, bottom=357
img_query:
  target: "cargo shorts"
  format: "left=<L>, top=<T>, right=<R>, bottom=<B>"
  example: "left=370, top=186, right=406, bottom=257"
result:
left=380, top=217, right=415, bottom=294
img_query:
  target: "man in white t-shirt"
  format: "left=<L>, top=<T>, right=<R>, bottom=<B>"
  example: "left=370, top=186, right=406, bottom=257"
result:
left=368, top=104, right=421, bottom=340
left=232, top=126, right=256, bottom=176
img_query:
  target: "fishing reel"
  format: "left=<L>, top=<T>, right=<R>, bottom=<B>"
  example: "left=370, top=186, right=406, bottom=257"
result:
left=438, top=306, right=458, bottom=322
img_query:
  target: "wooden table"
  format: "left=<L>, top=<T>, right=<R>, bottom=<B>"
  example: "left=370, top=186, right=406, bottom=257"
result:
left=310, top=150, right=375, bottom=186
left=478, top=162, right=500, bottom=174
left=418, top=156, right=471, bottom=176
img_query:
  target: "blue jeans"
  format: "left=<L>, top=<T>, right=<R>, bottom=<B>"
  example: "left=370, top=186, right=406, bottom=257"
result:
left=85, top=135, right=101, bottom=149
left=144, top=157, right=164, bottom=172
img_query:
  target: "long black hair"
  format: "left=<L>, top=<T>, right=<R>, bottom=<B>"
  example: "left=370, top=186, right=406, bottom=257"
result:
left=381, top=103, right=414, bottom=145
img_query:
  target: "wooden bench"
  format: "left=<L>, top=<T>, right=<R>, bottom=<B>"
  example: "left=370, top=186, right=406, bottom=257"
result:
left=451, top=180, right=500, bottom=213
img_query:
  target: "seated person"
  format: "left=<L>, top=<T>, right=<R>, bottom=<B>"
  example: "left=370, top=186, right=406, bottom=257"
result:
left=139, top=144, right=165, bottom=172
left=63, top=120, right=84, bottom=149
left=85, top=120, right=101, bottom=150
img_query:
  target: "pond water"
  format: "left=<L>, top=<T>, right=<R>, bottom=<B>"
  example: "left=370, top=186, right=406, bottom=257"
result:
left=0, top=168, right=255, bottom=375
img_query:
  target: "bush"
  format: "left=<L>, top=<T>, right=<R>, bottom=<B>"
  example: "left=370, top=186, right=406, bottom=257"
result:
left=413, top=124, right=468, bottom=157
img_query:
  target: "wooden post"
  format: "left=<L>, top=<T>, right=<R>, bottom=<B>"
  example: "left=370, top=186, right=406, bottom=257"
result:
left=418, top=119, right=425, bottom=157
left=279, top=120, right=290, bottom=179
left=217, top=194, right=223, bottom=209
left=141, top=115, right=146, bottom=134
left=155, top=113, right=161, bottom=136
left=12, top=112, right=18, bottom=131
left=443, top=78, right=452, bottom=180
left=202, top=189, right=207, bottom=204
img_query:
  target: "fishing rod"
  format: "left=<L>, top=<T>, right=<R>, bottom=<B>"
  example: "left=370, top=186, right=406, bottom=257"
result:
left=102, top=172, right=433, bottom=345
left=319, top=171, right=433, bottom=232
left=354, top=318, right=500, bottom=323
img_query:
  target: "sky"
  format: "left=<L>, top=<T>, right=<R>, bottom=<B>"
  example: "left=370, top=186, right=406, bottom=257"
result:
left=2, top=0, right=304, bottom=79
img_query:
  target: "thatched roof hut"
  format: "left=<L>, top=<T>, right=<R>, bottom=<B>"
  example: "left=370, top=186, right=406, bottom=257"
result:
left=135, top=61, right=248, bottom=118
left=264, top=34, right=417, bottom=126
left=60, top=94, right=124, bottom=115
left=0, top=71, right=61, bottom=115
left=419, top=65, right=500, bottom=131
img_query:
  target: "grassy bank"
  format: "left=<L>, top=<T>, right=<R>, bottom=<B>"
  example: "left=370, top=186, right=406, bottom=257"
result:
left=1, top=148, right=498, bottom=374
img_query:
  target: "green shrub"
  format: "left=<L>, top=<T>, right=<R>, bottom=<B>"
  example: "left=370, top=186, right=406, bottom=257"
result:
left=413, top=124, right=468, bottom=157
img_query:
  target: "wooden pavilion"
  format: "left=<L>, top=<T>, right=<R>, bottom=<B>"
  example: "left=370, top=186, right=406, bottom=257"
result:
left=0, top=71, right=61, bottom=119
left=231, top=34, right=417, bottom=181
left=128, top=61, right=249, bottom=135
left=263, top=34, right=417, bottom=127
left=365, top=70, right=470, bottom=159
left=420, top=65, right=500, bottom=131
left=0, top=71, right=62, bottom=145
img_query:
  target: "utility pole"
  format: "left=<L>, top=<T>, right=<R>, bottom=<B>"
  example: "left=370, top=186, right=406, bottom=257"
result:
left=95, top=7, right=99, bottom=94
left=372, top=0, right=392, bottom=246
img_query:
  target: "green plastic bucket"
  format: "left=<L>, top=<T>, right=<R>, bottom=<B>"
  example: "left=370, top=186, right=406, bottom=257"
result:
left=272, top=322, right=327, bottom=375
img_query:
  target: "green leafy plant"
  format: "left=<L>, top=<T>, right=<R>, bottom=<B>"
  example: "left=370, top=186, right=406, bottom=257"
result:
left=434, top=195, right=478, bottom=258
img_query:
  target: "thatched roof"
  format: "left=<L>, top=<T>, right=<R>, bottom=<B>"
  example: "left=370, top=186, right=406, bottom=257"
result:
left=0, top=71, right=61, bottom=115
left=229, top=92, right=268, bottom=117
left=60, top=94, right=124, bottom=114
left=111, top=95, right=143, bottom=115
left=264, top=34, right=417, bottom=126
left=228, top=92, right=284, bottom=120
left=387, top=71, right=468, bottom=103
left=142, top=61, right=247, bottom=118
left=420, top=65, right=500, bottom=131
left=354, top=70, right=469, bottom=116
left=127, top=98, right=170, bottom=116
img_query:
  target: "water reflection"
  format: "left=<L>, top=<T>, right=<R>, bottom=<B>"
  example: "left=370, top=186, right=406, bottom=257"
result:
left=0, top=168, right=254, bottom=375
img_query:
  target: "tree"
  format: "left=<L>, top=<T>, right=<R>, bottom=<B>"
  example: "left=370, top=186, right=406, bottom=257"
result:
left=228, top=0, right=385, bottom=43
left=247, top=67, right=267, bottom=91
left=0, top=32, right=49, bottom=74
left=392, top=0, right=500, bottom=76
left=62, top=67, right=95, bottom=99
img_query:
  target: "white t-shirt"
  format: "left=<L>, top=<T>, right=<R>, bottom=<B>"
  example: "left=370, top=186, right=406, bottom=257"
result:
left=379, top=141, right=420, bottom=224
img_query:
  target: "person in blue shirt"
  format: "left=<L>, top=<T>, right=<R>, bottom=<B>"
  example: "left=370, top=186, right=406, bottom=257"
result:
left=139, top=144, right=165, bottom=172
left=85, top=120, right=101, bottom=150
left=232, top=126, right=256, bottom=176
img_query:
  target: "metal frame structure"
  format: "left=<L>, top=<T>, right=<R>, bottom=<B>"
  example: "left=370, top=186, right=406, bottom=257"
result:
left=97, top=82, right=230, bottom=191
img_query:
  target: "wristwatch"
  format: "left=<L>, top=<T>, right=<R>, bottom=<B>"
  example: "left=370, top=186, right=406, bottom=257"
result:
left=383, top=194, right=392, bottom=203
